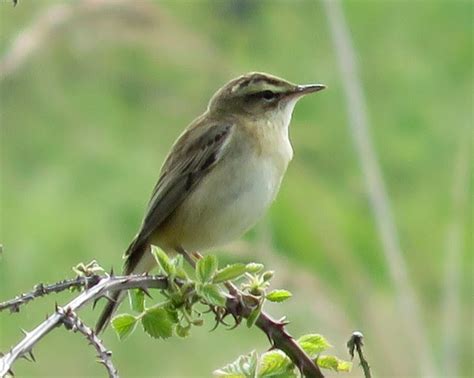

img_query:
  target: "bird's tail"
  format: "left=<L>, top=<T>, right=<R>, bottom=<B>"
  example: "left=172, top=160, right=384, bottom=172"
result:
left=95, top=237, right=148, bottom=334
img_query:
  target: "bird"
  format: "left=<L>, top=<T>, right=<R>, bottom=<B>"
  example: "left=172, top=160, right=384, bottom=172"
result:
left=96, top=72, right=326, bottom=333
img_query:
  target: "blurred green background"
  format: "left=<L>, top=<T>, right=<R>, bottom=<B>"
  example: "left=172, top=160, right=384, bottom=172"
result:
left=1, top=0, right=472, bottom=377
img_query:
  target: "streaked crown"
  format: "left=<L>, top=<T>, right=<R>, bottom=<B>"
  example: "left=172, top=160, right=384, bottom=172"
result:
left=208, top=72, right=325, bottom=115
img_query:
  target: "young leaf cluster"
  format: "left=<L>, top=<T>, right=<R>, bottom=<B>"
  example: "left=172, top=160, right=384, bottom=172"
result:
left=110, top=248, right=351, bottom=377
left=111, top=248, right=292, bottom=340
left=214, top=334, right=352, bottom=377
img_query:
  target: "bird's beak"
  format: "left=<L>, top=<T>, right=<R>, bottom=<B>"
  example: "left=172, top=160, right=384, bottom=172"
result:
left=296, top=84, right=327, bottom=95
left=284, top=84, right=327, bottom=100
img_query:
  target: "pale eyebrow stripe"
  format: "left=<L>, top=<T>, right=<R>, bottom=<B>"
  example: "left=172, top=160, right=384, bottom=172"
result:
left=232, top=81, right=287, bottom=95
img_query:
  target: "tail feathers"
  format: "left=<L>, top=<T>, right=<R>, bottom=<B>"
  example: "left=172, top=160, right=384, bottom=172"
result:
left=95, top=290, right=124, bottom=334
left=95, top=237, right=148, bottom=334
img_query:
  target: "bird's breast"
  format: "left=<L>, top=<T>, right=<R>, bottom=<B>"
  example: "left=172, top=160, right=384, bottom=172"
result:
left=161, top=132, right=291, bottom=252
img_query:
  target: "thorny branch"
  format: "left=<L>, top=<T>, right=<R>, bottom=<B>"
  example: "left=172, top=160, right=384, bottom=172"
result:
left=0, top=275, right=101, bottom=313
left=0, top=272, right=323, bottom=378
left=0, top=275, right=168, bottom=377
left=60, top=307, right=118, bottom=378
left=347, top=331, right=372, bottom=378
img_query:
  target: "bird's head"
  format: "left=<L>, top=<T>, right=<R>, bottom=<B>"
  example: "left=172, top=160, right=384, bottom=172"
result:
left=208, top=72, right=326, bottom=126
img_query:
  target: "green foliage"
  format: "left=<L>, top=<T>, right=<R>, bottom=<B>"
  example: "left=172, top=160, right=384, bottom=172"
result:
left=141, top=306, right=174, bottom=339
left=214, top=338, right=351, bottom=377
left=129, top=289, right=145, bottom=313
left=108, top=255, right=351, bottom=376
left=151, top=246, right=176, bottom=277
left=111, top=314, right=138, bottom=341
left=258, top=350, right=295, bottom=378
left=317, top=355, right=352, bottom=372
left=266, top=289, right=292, bottom=303
left=297, top=334, right=331, bottom=358
left=111, top=255, right=281, bottom=342
left=245, top=263, right=264, bottom=274
left=196, top=254, right=218, bottom=283
left=72, top=260, right=104, bottom=277
left=213, top=263, right=247, bottom=283
left=197, top=283, right=227, bottom=307
left=245, top=304, right=262, bottom=328
left=214, top=350, right=258, bottom=378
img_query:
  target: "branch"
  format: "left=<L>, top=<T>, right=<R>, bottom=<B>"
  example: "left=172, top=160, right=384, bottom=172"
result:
left=0, top=272, right=323, bottom=377
left=256, top=314, right=321, bottom=377
left=0, top=274, right=168, bottom=377
left=225, top=283, right=323, bottom=377
left=0, top=275, right=101, bottom=313
left=60, top=307, right=118, bottom=378
left=347, top=331, right=371, bottom=378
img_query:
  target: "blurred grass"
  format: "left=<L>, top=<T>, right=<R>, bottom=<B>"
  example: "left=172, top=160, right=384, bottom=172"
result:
left=1, top=0, right=472, bottom=377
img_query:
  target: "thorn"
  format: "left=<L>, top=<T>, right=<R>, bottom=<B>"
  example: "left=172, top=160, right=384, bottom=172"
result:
left=20, top=328, right=28, bottom=336
left=20, top=354, right=32, bottom=362
left=228, top=313, right=241, bottom=330
left=92, top=297, right=101, bottom=310
left=7, top=368, right=14, bottom=376
left=141, top=288, right=152, bottom=299
left=10, top=304, right=20, bottom=313
left=109, top=267, right=114, bottom=276
left=104, top=295, right=116, bottom=304
left=263, top=330, right=274, bottom=346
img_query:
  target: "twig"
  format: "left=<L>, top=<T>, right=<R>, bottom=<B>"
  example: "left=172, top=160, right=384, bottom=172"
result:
left=0, top=274, right=168, bottom=377
left=0, top=272, right=323, bottom=377
left=322, top=1, right=435, bottom=376
left=223, top=283, right=323, bottom=378
left=347, top=331, right=371, bottom=378
left=225, top=292, right=323, bottom=377
left=0, top=275, right=101, bottom=313
left=60, top=307, right=118, bottom=378
left=207, top=256, right=323, bottom=378
left=441, top=134, right=470, bottom=377
left=257, top=313, right=322, bottom=377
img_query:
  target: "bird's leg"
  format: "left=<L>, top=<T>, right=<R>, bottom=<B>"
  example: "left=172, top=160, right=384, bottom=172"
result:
left=191, top=251, right=203, bottom=260
left=175, top=246, right=196, bottom=269
left=176, top=248, right=244, bottom=328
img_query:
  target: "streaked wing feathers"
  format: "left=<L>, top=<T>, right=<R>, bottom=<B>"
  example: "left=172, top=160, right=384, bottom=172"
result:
left=125, top=122, right=234, bottom=261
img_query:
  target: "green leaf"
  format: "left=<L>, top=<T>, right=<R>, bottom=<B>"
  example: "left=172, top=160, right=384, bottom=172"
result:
left=129, top=289, right=145, bottom=313
left=199, top=283, right=226, bottom=307
left=261, top=271, right=274, bottom=282
left=246, top=305, right=261, bottom=328
left=297, top=334, right=332, bottom=358
left=151, top=246, right=175, bottom=276
left=173, top=255, right=189, bottom=280
left=245, top=262, right=264, bottom=274
left=165, top=306, right=180, bottom=324
left=213, top=263, right=247, bottom=283
left=176, top=324, right=191, bottom=338
left=266, top=289, right=292, bottom=303
left=111, top=314, right=137, bottom=341
left=317, top=355, right=352, bottom=372
left=141, top=307, right=174, bottom=339
left=258, top=350, right=295, bottom=377
left=214, top=350, right=258, bottom=377
left=196, top=255, right=218, bottom=283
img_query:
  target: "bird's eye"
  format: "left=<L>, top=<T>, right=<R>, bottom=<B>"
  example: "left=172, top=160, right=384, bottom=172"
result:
left=259, top=90, right=276, bottom=101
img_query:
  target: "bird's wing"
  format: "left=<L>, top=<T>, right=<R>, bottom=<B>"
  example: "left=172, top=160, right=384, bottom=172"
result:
left=123, top=121, right=235, bottom=272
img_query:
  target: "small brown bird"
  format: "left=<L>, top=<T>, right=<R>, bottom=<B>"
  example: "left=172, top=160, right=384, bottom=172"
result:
left=96, top=72, right=325, bottom=333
